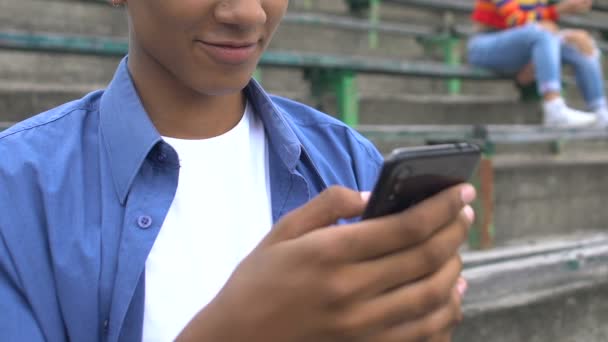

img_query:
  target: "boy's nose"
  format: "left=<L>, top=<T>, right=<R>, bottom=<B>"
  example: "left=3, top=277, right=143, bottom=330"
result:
left=214, top=0, right=267, bottom=28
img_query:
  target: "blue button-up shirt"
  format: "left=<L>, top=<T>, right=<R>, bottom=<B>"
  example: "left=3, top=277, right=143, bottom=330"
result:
left=0, top=59, right=383, bottom=341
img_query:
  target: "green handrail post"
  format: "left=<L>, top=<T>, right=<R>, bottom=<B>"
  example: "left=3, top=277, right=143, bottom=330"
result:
left=368, top=0, right=381, bottom=49
left=347, top=0, right=370, bottom=13
left=303, top=0, right=313, bottom=10
left=306, top=68, right=330, bottom=112
left=334, top=70, right=360, bottom=127
left=443, top=36, right=462, bottom=95
left=550, top=139, right=564, bottom=154
left=417, top=32, right=462, bottom=95
left=516, top=82, right=542, bottom=102
left=469, top=140, right=495, bottom=250
left=306, top=68, right=359, bottom=126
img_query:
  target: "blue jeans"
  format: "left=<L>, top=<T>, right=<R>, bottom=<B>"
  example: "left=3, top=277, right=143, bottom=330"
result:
left=467, top=23, right=606, bottom=110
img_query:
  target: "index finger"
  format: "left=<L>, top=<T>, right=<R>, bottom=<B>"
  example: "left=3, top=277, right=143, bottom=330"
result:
left=326, top=184, right=476, bottom=262
left=260, top=186, right=368, bottom=247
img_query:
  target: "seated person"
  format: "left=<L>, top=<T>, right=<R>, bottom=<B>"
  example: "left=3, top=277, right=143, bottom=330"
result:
left=468, top=0, right=607, bottom=128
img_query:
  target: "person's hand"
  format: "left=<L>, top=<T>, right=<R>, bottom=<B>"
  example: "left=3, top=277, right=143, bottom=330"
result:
left=556, top=0, right=593, bottom=15
left=177, top=184, right=476, bottom=341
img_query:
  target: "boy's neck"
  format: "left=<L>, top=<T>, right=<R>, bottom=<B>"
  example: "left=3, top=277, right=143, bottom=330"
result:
left=127, top=45, right=247, bottom=140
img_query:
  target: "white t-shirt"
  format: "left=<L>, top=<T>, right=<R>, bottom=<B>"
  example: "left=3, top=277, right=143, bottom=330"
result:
left=142, top=103, right=272, bottom=341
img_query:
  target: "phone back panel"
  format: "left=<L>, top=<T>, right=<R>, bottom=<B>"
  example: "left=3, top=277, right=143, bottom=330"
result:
left=362, top=143, right=480, bottom=219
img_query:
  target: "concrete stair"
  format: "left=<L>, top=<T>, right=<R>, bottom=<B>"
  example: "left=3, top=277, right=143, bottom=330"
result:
left=0, top=0, right=127, bottom=36
left=458, top=234, right=608, bottom=341
left=0, top=50, right=120, bottom=85
left=458, top=283, right=608, bottom=342
left=493, top=154, right=608, bottom=244
left=0, top=82, right=103, bottom=121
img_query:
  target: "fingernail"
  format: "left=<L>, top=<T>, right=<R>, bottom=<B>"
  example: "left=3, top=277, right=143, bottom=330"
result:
left=457, top=278, right=468, bottom=297
left=463, top=205, right=475, bottom=223
left=460, top=185, right=476, bottom=204
left=360, top=191, right=371, bottom=202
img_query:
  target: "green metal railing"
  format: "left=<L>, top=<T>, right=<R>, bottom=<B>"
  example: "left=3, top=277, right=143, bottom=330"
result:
left=345, top=0, right=468, bottom=94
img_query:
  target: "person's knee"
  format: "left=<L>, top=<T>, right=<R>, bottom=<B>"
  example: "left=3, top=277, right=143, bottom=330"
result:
left=529, top=23, right=559, bottom=46
left=562, top=29, right=598, bottom=57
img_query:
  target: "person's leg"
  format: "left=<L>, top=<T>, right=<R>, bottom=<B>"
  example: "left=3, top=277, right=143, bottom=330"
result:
left=467, top=24, right=596, bottom=127
left=560, top=29, right=608, bottom=126
left=468, top=24, right=562, bottom=97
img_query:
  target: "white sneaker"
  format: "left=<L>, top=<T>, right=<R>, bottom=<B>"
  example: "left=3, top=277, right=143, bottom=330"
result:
left=542, top=98, right=597, bottom=128
left=593, top=108, right=608, bottom=129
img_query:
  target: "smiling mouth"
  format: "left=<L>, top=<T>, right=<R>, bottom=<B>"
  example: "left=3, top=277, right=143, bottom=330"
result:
left=195, top=40, right=259, bottom=65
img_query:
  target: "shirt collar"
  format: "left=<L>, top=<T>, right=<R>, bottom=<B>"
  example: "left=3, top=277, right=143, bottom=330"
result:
left=244, top=78, right=302, bottom=171
left=99, top=58, right=302, bottom=205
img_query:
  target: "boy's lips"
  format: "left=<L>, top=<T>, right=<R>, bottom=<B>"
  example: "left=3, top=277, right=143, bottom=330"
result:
left=195, top=40, right=259, bottom=65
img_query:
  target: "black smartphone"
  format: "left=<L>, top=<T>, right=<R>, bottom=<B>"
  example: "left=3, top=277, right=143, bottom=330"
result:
left=362, top=142, right=481, bottom=220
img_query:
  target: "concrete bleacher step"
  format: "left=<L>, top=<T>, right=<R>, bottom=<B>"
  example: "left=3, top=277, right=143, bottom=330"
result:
left=0, top=50, right=120, bottom=85
left=290, top=0, right=440, bottom=24
left=314, top=93, right=541, bottom=125
left=0, top=0, right=127, bottom=37
left=458, top=283, right=608, bottom=341
left=488, top=154, right=607, bottom=246
left=492, top=154, right=608, bottom=244
left=270, top=15, right=426, bottom=60
left=0, top=82, right=103, bottom=121
left=356, top=94, right=538, bottom=125
left=360, top=124, right=608, bottom=157
left=457, top=233, right=608, bottom=342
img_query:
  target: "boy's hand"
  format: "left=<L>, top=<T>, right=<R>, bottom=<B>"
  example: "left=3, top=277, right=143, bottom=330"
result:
left=179, top=184, right=475, bottom=341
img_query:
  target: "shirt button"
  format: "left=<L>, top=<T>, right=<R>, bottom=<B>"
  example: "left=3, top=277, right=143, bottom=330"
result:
left=137, top=215, right=153, bottom=229
left=156, top=152, right=167, bottom=162
left=103, top=320, right=109, bottom=333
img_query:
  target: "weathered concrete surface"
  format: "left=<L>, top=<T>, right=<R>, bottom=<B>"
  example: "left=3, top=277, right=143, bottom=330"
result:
left=0, top=50, right=120, bottom=84
left=456, top=238, right=608, bottom=342
left=0, top=83, right=101, bottom=121
left=357, top=94, right=538, bottom=125
left=493, top=157, right=608, bottom=244
left=0, top=0, right=127, bottom=36
left=456, top=283, right=608, bottom=342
